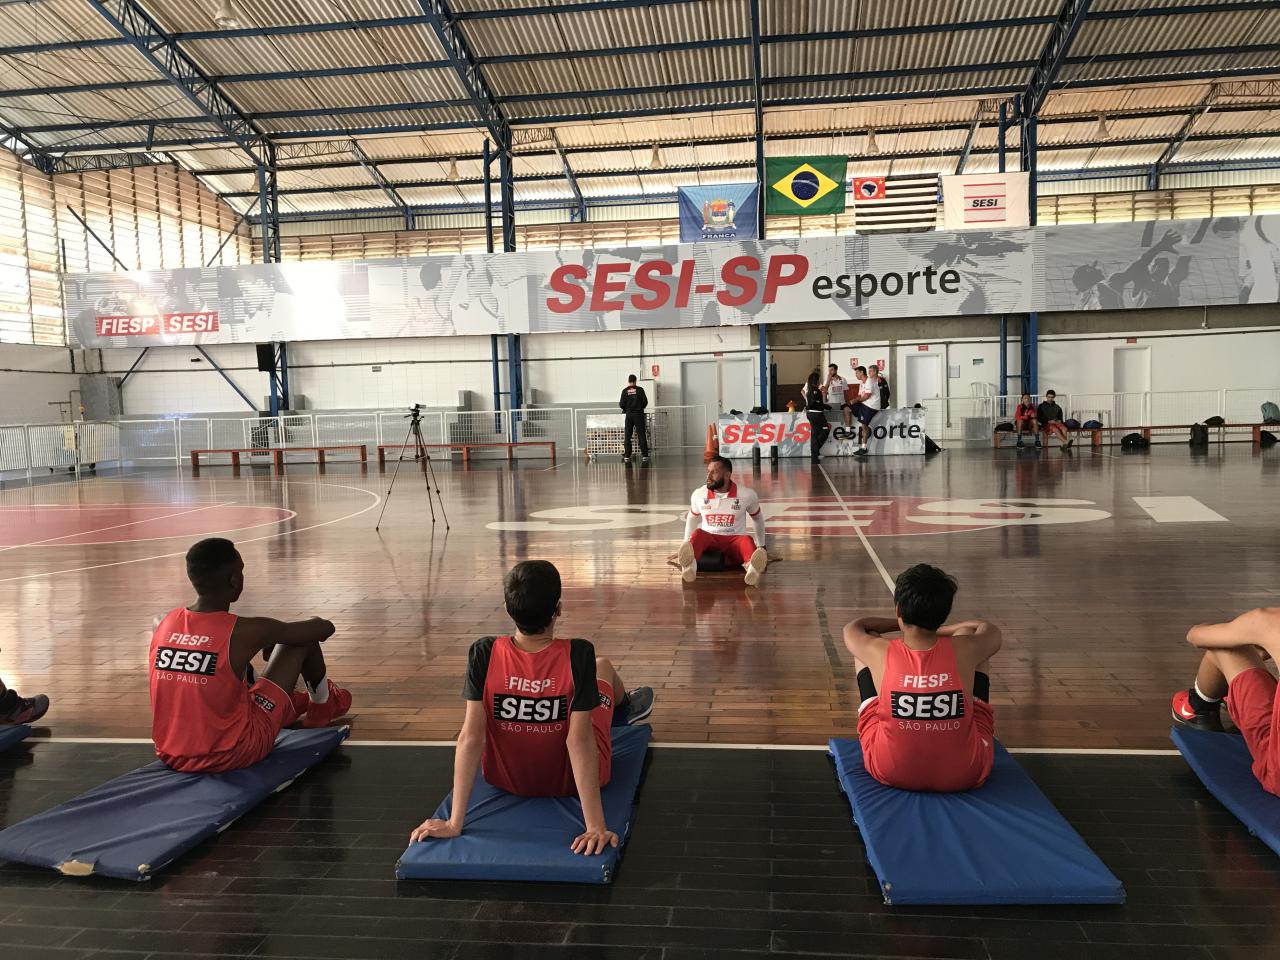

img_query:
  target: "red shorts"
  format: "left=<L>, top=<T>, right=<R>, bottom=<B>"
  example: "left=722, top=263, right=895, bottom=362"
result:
left=858, top=697, right=995, bottom=792
left=1227, top=667, right=1280, bottom=796
left=689, top=529, right=758, bottom=567
left=164, top=678, right=297, bottom=774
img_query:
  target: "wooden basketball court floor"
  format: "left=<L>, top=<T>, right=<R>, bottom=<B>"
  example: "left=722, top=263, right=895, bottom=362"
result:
left=0, top=444, right=1275, bottom=749
left=2, top=445, right=1280, bottom=960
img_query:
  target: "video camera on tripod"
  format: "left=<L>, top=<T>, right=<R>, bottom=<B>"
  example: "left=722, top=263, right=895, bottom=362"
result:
left=375, top=403, right=449, bottom=531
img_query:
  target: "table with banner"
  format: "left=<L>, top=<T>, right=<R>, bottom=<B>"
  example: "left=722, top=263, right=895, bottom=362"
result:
left=716, top=409, right=926, bottom=458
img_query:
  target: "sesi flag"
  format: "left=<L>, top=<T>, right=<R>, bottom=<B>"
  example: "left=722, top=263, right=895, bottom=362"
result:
left=942, top=173, right=1030, bottom=230
left=765, top=157, right=847, bottom=215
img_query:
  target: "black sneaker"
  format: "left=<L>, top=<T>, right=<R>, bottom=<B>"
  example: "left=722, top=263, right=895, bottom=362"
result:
left=641, top=456, right=650, bottom=465
left=622, top=456, right=631, bottom=464
left=0, top=694, right=49, bottom=725
left=1034, top=439, right=1042, bottom=448
left=1171, top=690, right=1224, bottom=732
left=622, top=686, right=654, bottom=725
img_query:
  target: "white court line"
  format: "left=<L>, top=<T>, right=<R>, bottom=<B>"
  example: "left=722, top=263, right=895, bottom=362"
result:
left=1133, top=495, right=1228, bottom=523
left=0, top=482, right=380, bottom=584
left=818, top=465, right=894, bottom=591
left=22, top=736, right=1179, bottom=756
left=0, top=502, right=230, bottom=554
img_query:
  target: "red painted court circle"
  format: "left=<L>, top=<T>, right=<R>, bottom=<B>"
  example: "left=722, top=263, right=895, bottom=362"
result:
left=0, top=503, right=294, bottom=548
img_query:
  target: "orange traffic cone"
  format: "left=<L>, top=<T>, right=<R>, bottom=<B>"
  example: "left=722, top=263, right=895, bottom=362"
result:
left=703, top=423, right=718, bottom=463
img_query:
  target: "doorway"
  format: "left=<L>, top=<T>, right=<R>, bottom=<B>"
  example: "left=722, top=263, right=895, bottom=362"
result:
left=904, top=353, right=944, bottom=408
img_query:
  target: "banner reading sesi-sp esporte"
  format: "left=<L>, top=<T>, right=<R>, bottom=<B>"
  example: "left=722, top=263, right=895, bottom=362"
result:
left=63, top=215, right=1280, bottom=348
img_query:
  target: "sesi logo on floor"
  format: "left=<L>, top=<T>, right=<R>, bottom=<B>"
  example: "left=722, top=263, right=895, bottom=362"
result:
left=487, top=497, right=1112, bottom=537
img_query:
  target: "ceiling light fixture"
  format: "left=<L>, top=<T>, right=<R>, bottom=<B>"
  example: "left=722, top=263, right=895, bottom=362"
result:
left=649, top=143, right=661, bottom=169
left=1096, top=114, right=1110, bottom=139
left=213, top=0, right=241, bottom=29
left=447, top=157, right=460, bottom=182
left=865, top=129, right=879, bottom=154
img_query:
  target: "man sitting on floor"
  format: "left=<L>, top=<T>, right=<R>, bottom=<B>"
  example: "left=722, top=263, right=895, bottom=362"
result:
left=1172, top=608, right=1280, bottom=796
left=676, top=455, right=769, bottom=585
left=843, top=564, right=1003, bottom=792
left=149, top=538, right=352, bottom=773
left=409, top=560, right=654, bottom=855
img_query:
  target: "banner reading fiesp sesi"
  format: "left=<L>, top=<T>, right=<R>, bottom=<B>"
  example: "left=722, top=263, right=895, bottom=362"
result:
left=95, top=313, right=220, bottom=336
left=545, top=253, right=964, bottom=312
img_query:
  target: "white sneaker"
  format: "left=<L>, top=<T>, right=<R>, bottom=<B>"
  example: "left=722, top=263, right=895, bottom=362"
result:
left=744, top=547, right=768, bottom=587
left=677, top=541, right=697, bottom=583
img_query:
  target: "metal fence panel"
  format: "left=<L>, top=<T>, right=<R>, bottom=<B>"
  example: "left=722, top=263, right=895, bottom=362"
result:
left=378, top=410, right=444, bottom=448
left=77, top=422, right=122, bottom=466
left=511, top=408, right=574, bottom=455
left=0, top=425, right=30, bottom=473
left=1149, top=390, right=1222, bottom=426
left=117, top=419, right=177, bottom=462
left=576, top=405, right=708, bottom=457
left=25, top=423, right=79, bottom=471
left=443, top=411, right=512, bottom=456
left=1225, top=388, right=1280, bottom=423
left=178, top=418, right=211, bottom=458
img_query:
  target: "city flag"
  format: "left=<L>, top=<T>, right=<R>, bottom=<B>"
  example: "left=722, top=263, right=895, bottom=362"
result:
left=765, top=157, right=847, bottom=215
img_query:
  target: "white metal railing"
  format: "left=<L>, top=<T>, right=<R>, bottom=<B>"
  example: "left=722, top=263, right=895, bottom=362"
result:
left=3, top=390, right=1277, bottom=480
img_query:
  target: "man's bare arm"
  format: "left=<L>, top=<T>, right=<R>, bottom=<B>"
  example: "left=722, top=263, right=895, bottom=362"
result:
left=1188, top=609, right=1280, bottom=656
left=566, top=709, right=616, bottom=856
left=230, top=616, right=334, bottom=674
left=410, top=700, right=485, bottom=842
left=842, top=617, right=899, bottom=657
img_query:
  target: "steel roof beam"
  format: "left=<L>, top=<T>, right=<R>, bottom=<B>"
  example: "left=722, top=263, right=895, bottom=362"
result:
left=19, top=42, right=1279, bottom=137
left=84, top=0, right=268, bottom=168
left=0, top=14, right=443, bottom=57
left=414, top=0, right=509, bottom=147
left=349, top=139, right=414, bottom=225
left=1022, top=0, right=1092, bottom=118
left=185, top=101, right=1280, bottom=177
left=214, top=127, right=1280, bottom=198
left=1148, top=84, right=1219, bottom=188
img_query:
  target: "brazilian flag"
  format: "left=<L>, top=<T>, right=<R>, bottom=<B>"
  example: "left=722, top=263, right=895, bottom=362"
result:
left=765, top=157, right=847, bottom=215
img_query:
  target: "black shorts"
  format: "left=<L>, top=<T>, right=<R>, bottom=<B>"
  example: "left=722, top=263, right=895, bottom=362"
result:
left=852, top=404, right=877, bottom=427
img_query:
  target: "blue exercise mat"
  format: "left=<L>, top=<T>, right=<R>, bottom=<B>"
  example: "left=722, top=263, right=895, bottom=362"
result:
left=829, top=738, right=1124, bottom=905
left=1172, top=725, right=1280, bottom=856
left=0, top=726, right=347, bottom=881
left=0, top=725, right=32, bottom=752
left=397, top=723, right=651, bottom=884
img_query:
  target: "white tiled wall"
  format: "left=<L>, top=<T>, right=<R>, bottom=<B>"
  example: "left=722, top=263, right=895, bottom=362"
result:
left=0, top=344, right=81, bottom=423
left=94, top=322, right=1279, bottom=418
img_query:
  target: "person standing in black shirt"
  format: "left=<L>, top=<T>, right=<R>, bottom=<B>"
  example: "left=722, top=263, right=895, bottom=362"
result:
left=804, top=370, right=831, bottom=463
left=620, top=375, right=650, bottom=464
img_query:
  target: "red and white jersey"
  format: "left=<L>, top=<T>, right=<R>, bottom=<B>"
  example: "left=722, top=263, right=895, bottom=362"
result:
left=149, top=607, right=254, bottom=766
left=689, top=481, right=761, bottom=537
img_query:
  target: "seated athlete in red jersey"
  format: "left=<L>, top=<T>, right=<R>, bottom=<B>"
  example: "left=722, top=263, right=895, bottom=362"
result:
left=149, top=538, right=352, bottom=773
left=409, top=560, right=654, bottom=855
left=1013, top=392, right=1038, bottom=448
left=843, top=564, right=1003, bottom=792
left=1172, top=608, right=1280, bottom=796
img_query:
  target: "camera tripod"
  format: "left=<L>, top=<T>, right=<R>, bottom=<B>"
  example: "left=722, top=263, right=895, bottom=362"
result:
left=374, top=404, right=450, bottom=531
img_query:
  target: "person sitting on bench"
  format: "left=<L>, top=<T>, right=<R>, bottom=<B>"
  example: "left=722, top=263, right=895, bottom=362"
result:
left=150, top=538, right=352, bottom=773
left=1172, top=608, right=1280, bottom=795
left=1036, top=390, right=1073, bottom=448
left=1014, top=392, right=1038, bottom=448
left=676, top=455, right=769, bottom=585
left=409, top=560, right=654, bottom=854
left=843, top=564, right=1003, bottom=792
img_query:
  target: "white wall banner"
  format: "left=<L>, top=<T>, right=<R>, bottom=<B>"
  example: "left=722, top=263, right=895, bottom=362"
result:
left=717, top=408, right=926, bottom=457
left=941, top=173, right=1031, bottom=230
left=63, top=215, right=1279, bottom=348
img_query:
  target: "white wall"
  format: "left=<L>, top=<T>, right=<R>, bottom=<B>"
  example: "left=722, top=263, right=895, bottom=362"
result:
left=98, top=322, right=1278, bottom=418
left=0, top=344, right=81, bottom=422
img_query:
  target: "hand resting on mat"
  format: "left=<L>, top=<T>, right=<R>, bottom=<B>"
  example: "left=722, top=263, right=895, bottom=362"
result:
left=571, top=826, right=619, bottom=856
left=409, top=818, right=461, bottom=843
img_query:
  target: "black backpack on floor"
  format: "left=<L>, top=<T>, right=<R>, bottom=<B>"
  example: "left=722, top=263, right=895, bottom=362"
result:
left=1121, top=432, right=1150, bottom=450
left=1189, top=423, right=1209, bottom=446
left=924, top=435, right=942, bottom=454
left=1205, top=415, right=1225, bottom=427
left=1261, top=430, right=1278, bottom=447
